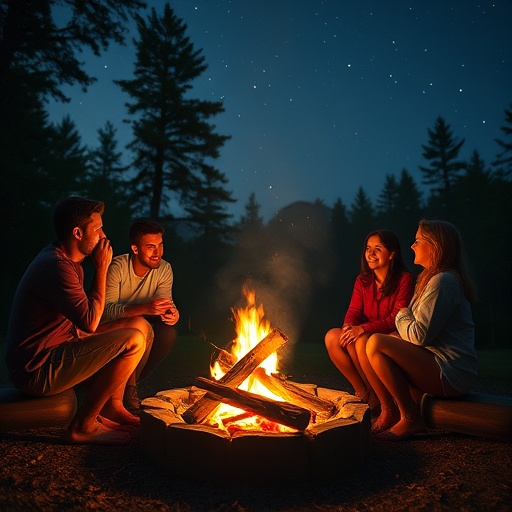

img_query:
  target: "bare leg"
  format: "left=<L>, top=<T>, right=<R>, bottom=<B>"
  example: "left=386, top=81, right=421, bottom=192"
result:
left=359, top=334, right=400, bottom=433
left=64, top=328, right=146, bottom=445
left=366, top=333, right=444, bottom=438
left=97, top=317, right=154, bottom=387
left=325, top=328, right=369, bottom=398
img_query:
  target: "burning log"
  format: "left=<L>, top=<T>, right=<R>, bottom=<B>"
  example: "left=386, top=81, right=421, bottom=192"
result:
left=252, top=368, right=335, bottom=419
left=194, top=377, right=311, bottom=431
left=209, top=344, right=335, bottom=419
left=182, top=328, right=288, bottom=424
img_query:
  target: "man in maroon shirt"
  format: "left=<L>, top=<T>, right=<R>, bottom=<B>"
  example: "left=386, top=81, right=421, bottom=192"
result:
left=6, top=197, right=154, bottom=445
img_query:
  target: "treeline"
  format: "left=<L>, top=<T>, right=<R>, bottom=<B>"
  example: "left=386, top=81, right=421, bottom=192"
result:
left=1, top=2, right=511, bottom=349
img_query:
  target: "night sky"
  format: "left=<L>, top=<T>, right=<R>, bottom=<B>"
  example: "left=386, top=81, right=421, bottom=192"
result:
left=47, top=0, right=512, bottom=221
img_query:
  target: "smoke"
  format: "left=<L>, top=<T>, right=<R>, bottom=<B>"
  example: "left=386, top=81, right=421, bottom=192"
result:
left=215, top=201, right=335, bottom=345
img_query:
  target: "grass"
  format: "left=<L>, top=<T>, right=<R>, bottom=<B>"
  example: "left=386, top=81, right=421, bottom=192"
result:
left=157, top=336, right=512, bottom=383
left=1, top=336, right=511, bottom=388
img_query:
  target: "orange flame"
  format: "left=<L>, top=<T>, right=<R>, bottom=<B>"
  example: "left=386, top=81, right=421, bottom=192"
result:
left=208, top=286, right=293, bottom=433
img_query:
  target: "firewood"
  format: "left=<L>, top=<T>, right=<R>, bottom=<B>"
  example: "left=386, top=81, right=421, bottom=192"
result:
left=183, top=328, right=288, bottom=424
left=194, top=377, right=311, bottom=431
left=251, top=368, right=335, bottom=418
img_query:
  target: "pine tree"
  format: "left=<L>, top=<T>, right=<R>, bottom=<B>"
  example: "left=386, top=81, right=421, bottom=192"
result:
left=376, top=174, right=399, bottom=222
left=0, top=0, right=145, bottom=103
left=349, top=187, right=375, bottom=239
left=84, top=122, right=132, bottom=248
left=42, top=115, right=88, bottom=203
left=493, top=104, right=512, bottom=178
left=115, top=4, right=232, bottom=221
left=419, top=116, right=465, bottom=214
left=238, top=193, right=265, bottom=232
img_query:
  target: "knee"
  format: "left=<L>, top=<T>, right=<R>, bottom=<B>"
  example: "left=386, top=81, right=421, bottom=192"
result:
left=324, top=328, right=340, bottom=353
left=126, top=328, right=147, bottom=355
left=365, top=333, right=385, bottom=359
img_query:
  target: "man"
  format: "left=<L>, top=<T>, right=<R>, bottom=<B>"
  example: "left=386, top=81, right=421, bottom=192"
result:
left=102, top=219, right=180, bottom=413
left=6, top=197, right=154, bottom=445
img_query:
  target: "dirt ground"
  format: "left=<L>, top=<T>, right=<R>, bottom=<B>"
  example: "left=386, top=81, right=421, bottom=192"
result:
left=1, top=373, right=511, bottom=512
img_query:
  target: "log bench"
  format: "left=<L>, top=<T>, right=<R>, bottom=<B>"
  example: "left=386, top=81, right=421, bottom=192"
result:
left=421, top=392, right=512, bottom=442
left=0, top=387, right=77, bottom=433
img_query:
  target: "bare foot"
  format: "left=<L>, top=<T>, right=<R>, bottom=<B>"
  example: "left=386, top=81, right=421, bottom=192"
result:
left=382, top=414, right=426, bottom=439
left=97, top=415, right=136, bottom=432
left=101, top=399, right=140, bottom=426
left=371, top=404, right=400, bottom=435
left=64, top=419, right=132, bottom=445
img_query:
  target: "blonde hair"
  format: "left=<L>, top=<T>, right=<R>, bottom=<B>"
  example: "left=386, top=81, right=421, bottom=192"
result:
left=413, top=220, right=476, bottom=304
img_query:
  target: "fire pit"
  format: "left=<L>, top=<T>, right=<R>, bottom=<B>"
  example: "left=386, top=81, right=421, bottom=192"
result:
left=140, top=383, right=370, bottom=484
left=140, top=288, right=370, bottom=483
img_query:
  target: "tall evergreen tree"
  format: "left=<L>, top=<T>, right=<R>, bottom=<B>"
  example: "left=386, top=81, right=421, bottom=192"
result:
left=238, top=193, right=265, bottom=232
left=43, top=115, right=88, bottom=203
left=349, top=186, right=375, bottom=240
left=376, top=174, right=399, bottom=216
left=83, top=121, right=132, bottom=249
left=493, top=103, right=512, bottom=178
left=419, top=116, right=465, bottom=214
left=0, top=0, right=145, bottom=103
left=115, top=3, right=232, bottom=221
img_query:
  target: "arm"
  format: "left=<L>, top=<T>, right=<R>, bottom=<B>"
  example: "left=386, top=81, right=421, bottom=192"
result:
left=396, top=272, right=462, bottom=346
left=103, top=258, right=179, bottom=324
left=57, top=238, right=112, bottom=334
left=343, top=277, right=365, bottom=326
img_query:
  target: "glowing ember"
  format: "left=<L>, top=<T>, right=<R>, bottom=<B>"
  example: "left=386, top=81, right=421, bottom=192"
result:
left=208, top=286, right=293, bottom=433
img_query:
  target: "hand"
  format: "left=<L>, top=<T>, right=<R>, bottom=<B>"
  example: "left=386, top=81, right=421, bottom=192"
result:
left=145, top=298, right=174, bottom=316
left=338, top=325, right=364, bottom=347
left=90, top=237, right=113, bottom=272
left=161, top=304, right=180, bottom=326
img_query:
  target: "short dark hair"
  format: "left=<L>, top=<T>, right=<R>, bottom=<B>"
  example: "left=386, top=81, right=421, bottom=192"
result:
left=129, top=218, right=165, bottom=246
left=53, top=196, right=105, bottom=242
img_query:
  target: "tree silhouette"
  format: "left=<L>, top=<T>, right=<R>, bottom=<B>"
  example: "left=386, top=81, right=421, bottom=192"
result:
left=349, top=186, right=375, bottom=241
left=420, top=116, right=465, bottom=214
left=83, top=122, right=132, bottom=250
left=376, top=174, right=399, bottom=219
left=0, top=0, right=145, bottom=103
left=115, top=3, right=231, bottom=221
left=237, top=193, right=265, bottom=232
left=493, top=104, right=512, bottom=178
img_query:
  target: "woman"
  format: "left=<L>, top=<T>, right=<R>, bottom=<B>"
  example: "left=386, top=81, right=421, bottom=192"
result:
left=325, top=230, right=414, bottom=411
left=365, top=220, right=478, bottom=440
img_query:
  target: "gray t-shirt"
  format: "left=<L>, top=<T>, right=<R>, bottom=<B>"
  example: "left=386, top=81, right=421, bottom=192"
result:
left=102, top=253, right=174, bottom=322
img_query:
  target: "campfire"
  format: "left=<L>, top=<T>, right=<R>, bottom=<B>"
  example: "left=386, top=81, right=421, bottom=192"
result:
left=140, top=287, right=371, bottom=483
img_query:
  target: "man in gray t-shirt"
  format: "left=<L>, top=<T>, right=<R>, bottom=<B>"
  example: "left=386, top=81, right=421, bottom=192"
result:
left=102, top=219, right=180, bottom=414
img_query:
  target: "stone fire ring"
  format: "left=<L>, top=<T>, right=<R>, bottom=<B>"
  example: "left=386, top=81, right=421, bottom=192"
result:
left=140, top=384, right=370, bottom=484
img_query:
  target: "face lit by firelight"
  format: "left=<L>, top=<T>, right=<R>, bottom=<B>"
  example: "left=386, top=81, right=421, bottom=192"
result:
left=131, top=233, right=164, bottom=271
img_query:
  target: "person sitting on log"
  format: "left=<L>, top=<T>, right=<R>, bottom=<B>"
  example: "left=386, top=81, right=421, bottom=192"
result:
left=324, top=230, right=414, bottom=414
left=101, top=219, right=180, bottom=415
left=364, top=219, right=478, bottom=440
left=6, top=197, right=154, bottom=445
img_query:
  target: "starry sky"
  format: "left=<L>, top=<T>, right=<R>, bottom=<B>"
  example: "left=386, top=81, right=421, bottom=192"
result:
left=47, top=0, right=512, bottom=221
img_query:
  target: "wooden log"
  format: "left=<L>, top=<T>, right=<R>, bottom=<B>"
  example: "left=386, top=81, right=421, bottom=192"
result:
left=182, top=328, right=288, bottom=424
left=209, top=346, right=236, bottom=373
left=420, top=392, right=512, bottom=441
left=194, top=376, right=311, bottom=431
left=252, top=368, right=335, bottom=418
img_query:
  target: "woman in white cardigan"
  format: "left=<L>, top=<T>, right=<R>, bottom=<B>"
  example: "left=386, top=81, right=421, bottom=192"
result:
left=364, top=219, right=478, bottom=440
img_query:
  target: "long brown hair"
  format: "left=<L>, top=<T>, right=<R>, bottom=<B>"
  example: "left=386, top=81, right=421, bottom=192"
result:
left=413, top=220, right=476, bottom=303
left=360, top=230, right=409, bottom=296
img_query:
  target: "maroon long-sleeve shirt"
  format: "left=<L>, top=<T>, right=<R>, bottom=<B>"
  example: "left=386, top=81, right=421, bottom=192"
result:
left=343, top=272, right=414, bottom=334
left=6, top=243, right=103, bottom=387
